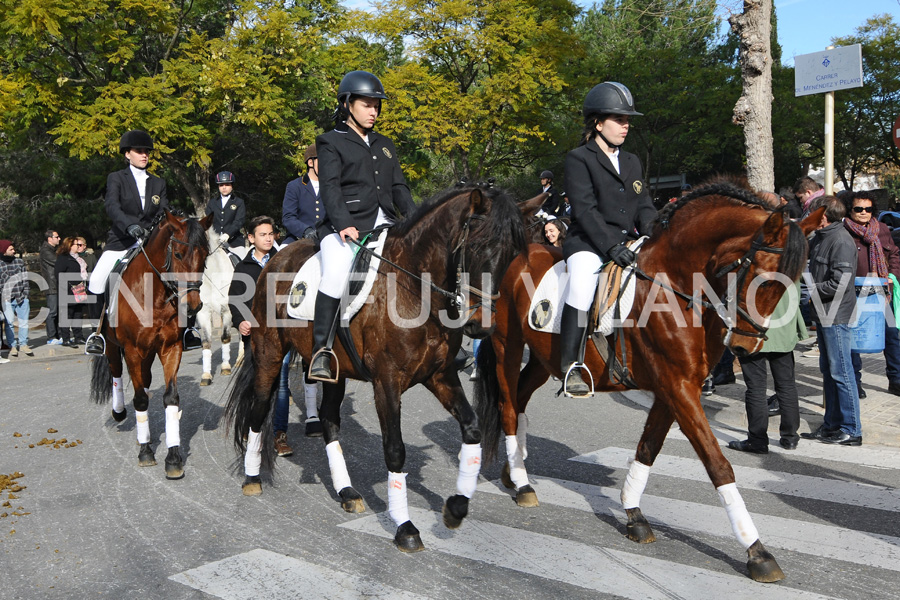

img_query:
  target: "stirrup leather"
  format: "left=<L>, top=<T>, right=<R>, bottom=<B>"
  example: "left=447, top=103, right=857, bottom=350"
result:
left=308, top=348, right=340, bottom=383
left=562, top=362, right=594, bottom=398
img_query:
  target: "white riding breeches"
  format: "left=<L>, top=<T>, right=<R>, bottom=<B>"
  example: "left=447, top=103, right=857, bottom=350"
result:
left=88, top=247, right=133, bottom=294
left=318, top=208, right=392, bottom=299
left=565, top=251, right=604, bottom=312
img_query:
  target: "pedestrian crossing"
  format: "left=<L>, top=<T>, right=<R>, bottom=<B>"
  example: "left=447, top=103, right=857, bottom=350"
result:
left=171, top=441, right=900, bottom=599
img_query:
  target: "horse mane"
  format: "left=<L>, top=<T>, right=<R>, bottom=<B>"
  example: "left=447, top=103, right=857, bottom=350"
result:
left=657, top=180, right=769, bottom=231
left=390, top=184, right=495, bottom=237
left=776, top=215, right=809, bottom=281
left=185, top=217, right=208, bottom=250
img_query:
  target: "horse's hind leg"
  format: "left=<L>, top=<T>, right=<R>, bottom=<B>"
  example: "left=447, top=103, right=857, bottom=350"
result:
left=667, top=390, right=785, bottom=582
left=319, top=379, right=364, bottom=513
left=107, top=347, right=127, bottom=422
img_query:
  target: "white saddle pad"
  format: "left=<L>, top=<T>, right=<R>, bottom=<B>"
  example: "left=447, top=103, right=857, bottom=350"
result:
left=527, top=237, right=647, bottom=337
left=286, top=230, right=388, bottom=321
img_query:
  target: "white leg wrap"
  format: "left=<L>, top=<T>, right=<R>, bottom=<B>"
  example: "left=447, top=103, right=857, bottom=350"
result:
left=221, top=341, right=231, bottom=365
left=135, top=410, right=150, bottom=444
left=111, top=377, right=125, bottom=413
left=244, top=430, right=262, bottom=477
left=304, top=383, right=320, bottom=418
left=516, top=413, right=529, bottom=460
left=165, top=405, right=182, bottom=448
left=621, top=460, right=652, bottom=509
left=504, top=435, right=530, bottom=489
left=717, top=482, right=759, bottom=550
left=202, top=348, right=212, bottom=374
left=325, top=441, right=352, bottom=493
left=456, top=443, right=482, bottom=498
left=387, top=471, right=410, bottom=526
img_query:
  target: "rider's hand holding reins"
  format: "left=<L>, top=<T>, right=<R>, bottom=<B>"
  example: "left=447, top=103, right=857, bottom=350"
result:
left=608, top=243, right=636, bottom=267
left=127, top=224, right=147, bottom=239
left=340, top=226, right=359, bottom=243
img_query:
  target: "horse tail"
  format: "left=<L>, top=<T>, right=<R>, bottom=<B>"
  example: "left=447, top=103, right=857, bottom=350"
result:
left=89, top=354, right=113, bottom=405
left=473, top=338, right=502, bottom=464
left=223, top=348, right=277, bottom=473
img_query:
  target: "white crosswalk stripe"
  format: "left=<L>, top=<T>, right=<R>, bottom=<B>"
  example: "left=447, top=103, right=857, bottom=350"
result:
left=340, top=507, right=837, bottom=600
left=572, top=447, right=900, bottom=512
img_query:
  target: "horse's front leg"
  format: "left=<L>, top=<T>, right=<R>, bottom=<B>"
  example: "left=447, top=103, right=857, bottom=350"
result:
left=219, top=309, right=233, bottom=376
left=318, top=378, right=364, bottom=513
left=663, top=383, right=785, bottom=583
left=241, top=340, right=285, bottom=496
left=423, top=367, right=482, bottom=532
left=158, top=344, right=186, bottom=480
left=197, top=306, right=214, bottom=386
left=124, top=349, right=156, bottom=469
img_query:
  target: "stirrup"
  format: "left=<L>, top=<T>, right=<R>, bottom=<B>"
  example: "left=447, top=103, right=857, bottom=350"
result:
left=562, top=362, right=594, bottom=398
left=308, top=348, right=339, bottom=383
left=84, top=332, right=106, bottom=356
left=182, top=327, right=202, bottom=351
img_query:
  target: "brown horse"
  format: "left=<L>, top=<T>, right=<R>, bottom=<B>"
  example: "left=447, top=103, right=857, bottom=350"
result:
left=474, top=183, right=824, bottom=582
left=225, top=184, right=530, bottom=552
left=90, top=210, right=213, bottom=479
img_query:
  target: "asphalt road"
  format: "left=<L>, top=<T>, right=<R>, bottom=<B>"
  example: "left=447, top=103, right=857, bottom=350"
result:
left=1, top=347, right=899, bottom=599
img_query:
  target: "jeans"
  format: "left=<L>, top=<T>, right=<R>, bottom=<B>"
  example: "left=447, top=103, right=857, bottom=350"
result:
left=45, top=293, right=59, bottom=339
left=851, top=318, right=900, bottom=386
left=2, top=298, right=30, bottom=347
left=738, top=351, right=800, bottom=446
left=274, top=352, right=293, bottom=434
left=817, top=324, right=862, bottom=437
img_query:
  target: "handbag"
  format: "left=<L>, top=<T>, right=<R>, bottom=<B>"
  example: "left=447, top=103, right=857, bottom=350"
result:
left=71, top=282, right=88, bottom=304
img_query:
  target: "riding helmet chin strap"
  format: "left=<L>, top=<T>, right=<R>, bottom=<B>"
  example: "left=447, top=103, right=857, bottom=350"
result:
left=598, top=129, right=621, bottom=151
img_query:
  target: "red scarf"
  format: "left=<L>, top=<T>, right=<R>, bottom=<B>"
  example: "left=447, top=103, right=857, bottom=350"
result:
left=844, top=218, right=889, bottom=280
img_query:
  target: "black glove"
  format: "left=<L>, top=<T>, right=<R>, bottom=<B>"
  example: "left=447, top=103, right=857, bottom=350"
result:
left=302, top=226, right=318, bottom=241
left=126, top=224, right=147, bottom=239
left=607, top=243, right=636, bottom=268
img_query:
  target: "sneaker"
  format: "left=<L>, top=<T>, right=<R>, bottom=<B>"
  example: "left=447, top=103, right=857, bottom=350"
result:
left=701, top=378, right=715, bottom=396
left=802, top=344, right=819, bottom=358
left=20, top=344, right=33, bottom=356
left=0, top=356, right=8, bottom=364
left=274, top=431, right=293, bottom=457
left=47, top=338, right=64, bottom=346
left=304, top=417, right=323, bottom=438
left=9, top=346, right=18, bottom=357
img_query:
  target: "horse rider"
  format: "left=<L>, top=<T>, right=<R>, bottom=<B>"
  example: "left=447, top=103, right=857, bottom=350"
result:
left=537, top=170, right=565, bottom=219
left=86, top=130, right=173, bottom=355
left=560, top=82, right=656, bottom=396
left=308, top=70, right=416, bottom=381
left=205, top=171, right=247, bottom=249
left=282, top=144, right=323, bottom=244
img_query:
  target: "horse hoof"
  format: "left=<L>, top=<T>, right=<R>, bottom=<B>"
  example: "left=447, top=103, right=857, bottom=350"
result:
left=625, top=507, right=656, bottom=544
left=137, top=443, right=156, bottom=467
left=500, top=462, right=515, bottom=490
left=111, top=408, right=127, bottom=422
left=747, top=540, right=785, bottom=582
left=220, top=367, right=231, bottom=376
left=515, top=485, right=540, bottom=507
left=164, top=447, right=185, bottom=480
left=442, top=494, right=469, bottom=529
left=393, top=521, right=424, bottom=553
left=200, top=373, right=212, bottom=386
left=338, top=487, right=366, bottom=513
left=242, top=476, right=262, bottom=496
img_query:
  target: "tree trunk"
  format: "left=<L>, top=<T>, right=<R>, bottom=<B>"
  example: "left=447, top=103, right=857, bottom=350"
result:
left=166, top=160, right=210, bottom=216
left=730, top=0, right=774, bottom=193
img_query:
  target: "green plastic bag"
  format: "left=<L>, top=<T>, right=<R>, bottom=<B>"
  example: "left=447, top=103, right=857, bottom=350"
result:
left=890, top=274, right=900, bottom=317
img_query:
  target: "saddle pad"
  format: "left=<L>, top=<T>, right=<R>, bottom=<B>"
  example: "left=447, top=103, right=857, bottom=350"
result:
left=527, top=237, right=647, bottom=337
left=286, top=230, right=387, bottom=321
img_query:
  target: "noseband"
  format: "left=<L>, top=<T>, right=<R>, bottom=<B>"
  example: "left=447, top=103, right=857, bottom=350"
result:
left=140, top=232, right=203, bottom=307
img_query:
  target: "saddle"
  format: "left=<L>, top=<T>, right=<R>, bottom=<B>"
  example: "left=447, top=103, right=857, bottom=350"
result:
left=105, top=242, right=145, bottom=319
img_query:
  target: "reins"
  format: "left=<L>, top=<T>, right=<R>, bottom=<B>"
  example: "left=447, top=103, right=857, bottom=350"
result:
left=139, top=229, right=203, bottom=307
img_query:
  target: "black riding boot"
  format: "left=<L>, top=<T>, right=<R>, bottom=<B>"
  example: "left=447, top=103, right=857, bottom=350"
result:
left=309, top=293, right=342, bottom=380
left=560, top=303, right=590, bottom=396
left=183, top=314, right=202, bottom=351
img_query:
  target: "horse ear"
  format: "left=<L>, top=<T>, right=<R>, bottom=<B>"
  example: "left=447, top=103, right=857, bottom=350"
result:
left=199, top=212, right=214, bottom=230
left=799, top=206, right=826, bottom=236
left=469, top=188, right=488, bottom=215
left=762, top=209, right=786, bottom=235
left=519, top=194, right=546, bottom=220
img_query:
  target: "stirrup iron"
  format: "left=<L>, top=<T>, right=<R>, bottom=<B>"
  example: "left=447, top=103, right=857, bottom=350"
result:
left=84, top=332, right=106, bottom=356
left=308, top=348, right=340, bottom=383
left=563, top=362, right=594, bottom=398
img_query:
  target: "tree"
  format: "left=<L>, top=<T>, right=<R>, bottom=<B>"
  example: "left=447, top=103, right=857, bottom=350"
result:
left=729, top=0, right=774, bottom=192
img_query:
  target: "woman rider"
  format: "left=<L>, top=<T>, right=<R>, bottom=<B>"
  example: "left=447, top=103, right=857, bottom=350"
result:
left=309, top=71, right=416, bottom=380
left=560, top=82, right=657, bottom=396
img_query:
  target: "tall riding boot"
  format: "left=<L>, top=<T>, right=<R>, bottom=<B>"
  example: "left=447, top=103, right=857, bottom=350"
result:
left=559, top=303, right=590, bottom=396
left=309, top=293, right=342, bottom=380
left=183, top=313, right=202, bottom=351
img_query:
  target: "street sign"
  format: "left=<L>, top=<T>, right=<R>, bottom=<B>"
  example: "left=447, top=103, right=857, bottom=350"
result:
left=794, top=44, right=863, bottom=97
left=894, top=115, right=900, bottom=150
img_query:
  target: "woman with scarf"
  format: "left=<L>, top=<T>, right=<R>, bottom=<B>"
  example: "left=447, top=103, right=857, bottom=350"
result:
left=55, top=237, right=89, bottom=347
left=843, top=191, right=900, bottom=397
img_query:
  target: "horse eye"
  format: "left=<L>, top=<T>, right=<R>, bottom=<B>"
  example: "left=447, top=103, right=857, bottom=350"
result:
left=174, top=251, right=184, bottom=260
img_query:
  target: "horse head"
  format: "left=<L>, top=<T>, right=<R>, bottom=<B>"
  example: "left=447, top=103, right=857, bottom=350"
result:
left=147, top=209, right=214, bottom=318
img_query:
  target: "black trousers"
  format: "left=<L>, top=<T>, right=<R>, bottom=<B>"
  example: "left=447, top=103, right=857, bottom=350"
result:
left=738, top=351, right=800, bottom=446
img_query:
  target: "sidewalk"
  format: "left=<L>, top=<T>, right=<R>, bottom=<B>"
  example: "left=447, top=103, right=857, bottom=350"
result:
left=701, top=337, right=900, bottom=448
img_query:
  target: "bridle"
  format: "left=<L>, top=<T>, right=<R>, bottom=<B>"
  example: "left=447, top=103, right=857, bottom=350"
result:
left=139, top=227, right=205, bottom=309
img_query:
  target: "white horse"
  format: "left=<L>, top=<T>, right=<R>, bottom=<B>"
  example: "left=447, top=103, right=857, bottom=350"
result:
left=197, top=231, right=244, bottom=385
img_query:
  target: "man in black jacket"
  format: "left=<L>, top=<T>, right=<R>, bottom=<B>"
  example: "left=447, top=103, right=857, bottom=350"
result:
left=205, top=171, right=246, bottom=248
left=308, top=70, right=416, bottom=381
left=39, top=229, right=62, bottom=344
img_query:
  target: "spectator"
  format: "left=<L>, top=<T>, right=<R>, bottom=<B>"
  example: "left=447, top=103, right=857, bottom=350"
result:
left=779, top=187, right=802, bottom=219
left=793, top=176, right=824, bottom=220
left=0, top=240, right=33, bottom=357
left=801, top=196, right=862, bottom=446
left=543, top=219, right=566, bottom=248
left=55, top=237, right=88, bottom=348
left=842, top=190, right=900, bottom=398
left=40, top=229, right=63, bottom=345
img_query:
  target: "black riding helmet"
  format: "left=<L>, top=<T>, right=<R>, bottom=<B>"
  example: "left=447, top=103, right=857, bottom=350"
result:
left=540, top=170, right=553, bottom=180
left=119, top=130, right=154, bottom=153
left=336, top=71, right=387, bottom=130
left=582, top=82, right=643, bottom=118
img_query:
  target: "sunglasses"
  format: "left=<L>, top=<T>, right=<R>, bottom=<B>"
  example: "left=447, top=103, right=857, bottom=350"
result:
left=852, top=206, right=874, bottom=214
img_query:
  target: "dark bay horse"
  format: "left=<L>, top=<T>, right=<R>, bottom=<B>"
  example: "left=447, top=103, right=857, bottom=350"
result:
left=474, top=183, right=824, bottom=582
left=90, top=210, right=213, bottom=479
left=225, top=184, right=528, bottom=552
